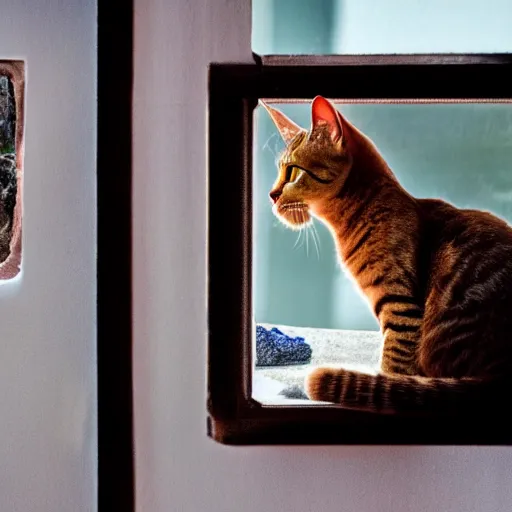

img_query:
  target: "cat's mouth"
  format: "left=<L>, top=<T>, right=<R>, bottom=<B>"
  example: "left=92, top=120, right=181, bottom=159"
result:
left=274, top=201, right=311, bottom=229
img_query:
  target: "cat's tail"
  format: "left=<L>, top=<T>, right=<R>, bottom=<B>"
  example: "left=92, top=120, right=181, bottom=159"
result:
left=305, top=367, right=504, bottom=415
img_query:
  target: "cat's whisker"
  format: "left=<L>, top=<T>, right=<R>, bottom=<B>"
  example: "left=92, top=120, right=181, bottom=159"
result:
left=311, top=221, right=321, bottom=248
left=305, top=224, right=310, bottom=257
left=311, top=222, right=321, bottom=259
left=299, top=225, right=307, bottom=249
left=309, top=222, right=320, bottom=260
left=293, top=224, right=303, bottom=249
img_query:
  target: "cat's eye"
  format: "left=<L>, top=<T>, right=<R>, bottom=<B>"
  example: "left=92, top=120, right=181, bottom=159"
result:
left=284, top=165, right=299, bottom=183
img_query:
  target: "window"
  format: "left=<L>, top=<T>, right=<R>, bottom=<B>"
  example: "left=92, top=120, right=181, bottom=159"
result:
left=208, top=56, right=512, bottom=445
left=0, top=61, right=23, bottom=280
left=207, top=0, right=512, bottom=446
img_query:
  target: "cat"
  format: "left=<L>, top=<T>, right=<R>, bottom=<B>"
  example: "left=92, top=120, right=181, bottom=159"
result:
left=260, top=95, right=512, bottom=416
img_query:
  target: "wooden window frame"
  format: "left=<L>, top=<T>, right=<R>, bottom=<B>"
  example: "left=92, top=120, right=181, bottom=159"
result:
left=207, top=53, right=512, bottom=446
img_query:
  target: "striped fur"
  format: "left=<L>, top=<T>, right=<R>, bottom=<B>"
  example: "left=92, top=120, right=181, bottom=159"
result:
left=263, top=96, right=512, bottom=415
left=305, top=367, right=506, bottom=415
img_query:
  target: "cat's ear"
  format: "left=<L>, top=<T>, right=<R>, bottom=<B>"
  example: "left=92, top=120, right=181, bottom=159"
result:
left=259, top=100, right=305, bottom=145
left=311, top=95, right=343, bottom=144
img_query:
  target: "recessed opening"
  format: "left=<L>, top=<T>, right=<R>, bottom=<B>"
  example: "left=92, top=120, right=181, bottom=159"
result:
left=252, top=98, right=512, bottom=406
left=0, top=61, right=24, bottom=281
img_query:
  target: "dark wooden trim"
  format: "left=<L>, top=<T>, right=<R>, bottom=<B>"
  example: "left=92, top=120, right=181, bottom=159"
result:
left=97, top=0, right=134, bottom=510
left=207, top=55, right=512, bottom=446
left=208, top=59, right=512, bottom=100
left=260, top=53, right=512, bottom=67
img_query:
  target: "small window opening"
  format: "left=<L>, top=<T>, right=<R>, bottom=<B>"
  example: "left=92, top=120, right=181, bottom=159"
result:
left=0, top=61, right=24, bottom=281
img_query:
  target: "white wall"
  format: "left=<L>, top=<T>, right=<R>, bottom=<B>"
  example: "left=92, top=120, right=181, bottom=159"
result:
left=0, top=1, right=97, bottom=511
left=133, top=1, right=512, bottom=511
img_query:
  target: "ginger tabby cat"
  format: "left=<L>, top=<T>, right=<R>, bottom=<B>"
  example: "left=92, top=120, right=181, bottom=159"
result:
left=261, top=96, right=512, bottom=415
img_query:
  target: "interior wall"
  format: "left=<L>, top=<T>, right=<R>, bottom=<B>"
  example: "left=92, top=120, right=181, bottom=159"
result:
left=133, top=1, right=512, bottom=512
left=0, top=1, right=97, bottom=511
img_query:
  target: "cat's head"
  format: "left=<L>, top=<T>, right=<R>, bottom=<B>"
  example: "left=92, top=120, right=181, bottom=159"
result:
left=261, top=96, right=353, bottom=230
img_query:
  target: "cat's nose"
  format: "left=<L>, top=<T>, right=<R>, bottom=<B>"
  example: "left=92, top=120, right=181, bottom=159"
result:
left=269, top=190, right=281, bottom=204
